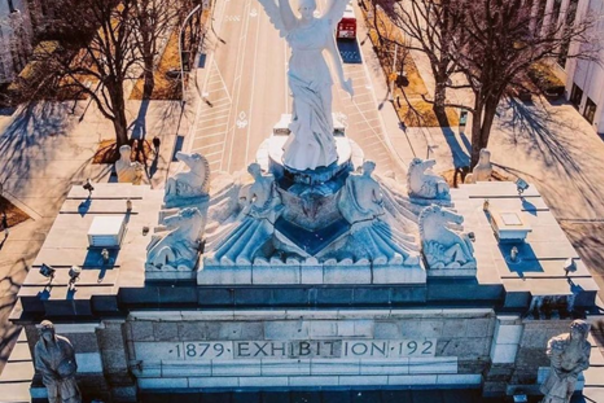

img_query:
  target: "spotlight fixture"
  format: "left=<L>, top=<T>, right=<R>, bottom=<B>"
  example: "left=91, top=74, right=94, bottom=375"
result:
left=126, top=198, right=133, bottom=212
left=69, top=265, right=81, bottom=282
left=39, top=263, right=56, bottom=279
left=510, top=246, right=519, bottom=262
left=563, top=257, right=577, bottom=275
left=101, top=248, right=110, bottom=265
left=68, top=265, right=81, bottom=288
left=83, top=179, right=95, bottom=196
left=515, top=178, right=529, bottom=195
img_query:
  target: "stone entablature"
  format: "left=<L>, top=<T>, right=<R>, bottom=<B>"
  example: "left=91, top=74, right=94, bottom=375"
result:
left=125, top=309, right=495, bottom=390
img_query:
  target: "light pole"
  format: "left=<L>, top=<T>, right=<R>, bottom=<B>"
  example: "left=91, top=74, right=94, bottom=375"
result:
left=179, top=4, right=202, bottom=106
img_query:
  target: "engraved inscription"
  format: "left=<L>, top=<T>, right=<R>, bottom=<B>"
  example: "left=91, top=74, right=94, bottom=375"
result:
left=135, top=339, right=436, bottom=361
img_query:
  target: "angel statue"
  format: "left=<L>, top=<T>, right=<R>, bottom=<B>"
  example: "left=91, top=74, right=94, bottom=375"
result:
left=258, top=0, right=354, bottom=171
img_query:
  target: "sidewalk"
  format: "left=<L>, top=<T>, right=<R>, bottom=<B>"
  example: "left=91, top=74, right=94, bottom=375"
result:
left=0, top=99, right=184, bottom=375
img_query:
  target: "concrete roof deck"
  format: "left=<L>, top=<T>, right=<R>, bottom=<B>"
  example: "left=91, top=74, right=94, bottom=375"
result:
left=15, top=183, right=163, bottom=318
left=453, top=181, right=599, bottom=311
left=11, top=181, right=600, bottom=321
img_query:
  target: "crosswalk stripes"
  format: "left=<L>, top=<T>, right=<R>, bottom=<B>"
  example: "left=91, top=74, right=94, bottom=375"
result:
left=191, top=59, right=232, bottom=169
left=337, top=64, right=396, bottom=173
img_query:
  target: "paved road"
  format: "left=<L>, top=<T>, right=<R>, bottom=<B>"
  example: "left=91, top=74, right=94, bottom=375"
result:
left=188, top=0, right=401, bottom=175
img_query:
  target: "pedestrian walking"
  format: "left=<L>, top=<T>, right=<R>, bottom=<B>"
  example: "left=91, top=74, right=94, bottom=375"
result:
left=152, top=136, right=161, bottom=156
left=2, top=211, right=8, bottom=239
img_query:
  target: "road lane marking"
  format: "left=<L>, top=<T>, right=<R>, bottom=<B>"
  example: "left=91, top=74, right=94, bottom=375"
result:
left=224, top=0, right=252, bottom=172
left=245, top=1, right=263, bottom=164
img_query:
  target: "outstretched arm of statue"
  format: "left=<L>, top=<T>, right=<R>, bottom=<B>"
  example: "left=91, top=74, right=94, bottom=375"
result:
left=326, top=33, right=354, bottom=98
left=278, top=0, right=297, bottom=31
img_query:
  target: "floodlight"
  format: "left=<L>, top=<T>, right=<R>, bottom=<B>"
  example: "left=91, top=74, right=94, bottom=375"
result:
left=563, top=257, right=577, bottom=275
left=83, top=179, right=95, bottom=195
left=39, top=263, right=56, bottom=278
left=510, top=246, right=519, bottom=262
left=69, top=265, right=81, bottom=282
left=515, top=178, right=529, bottom=195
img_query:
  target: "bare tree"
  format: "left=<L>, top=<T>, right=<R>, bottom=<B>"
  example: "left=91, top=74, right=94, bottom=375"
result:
left=131, top=0, right=180, bottom=99
left=377, top=0, right=462, bottom=125
left=452, top=0, right=598, bottom=166
left=39, top=0, right=142, bottom=147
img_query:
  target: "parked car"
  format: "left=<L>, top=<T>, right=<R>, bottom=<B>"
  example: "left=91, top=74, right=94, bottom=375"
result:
left=336, top=5, right=357, bottom=39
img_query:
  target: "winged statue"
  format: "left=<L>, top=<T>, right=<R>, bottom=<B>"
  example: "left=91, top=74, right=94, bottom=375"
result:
left=257, top=0, right=354, bottom=171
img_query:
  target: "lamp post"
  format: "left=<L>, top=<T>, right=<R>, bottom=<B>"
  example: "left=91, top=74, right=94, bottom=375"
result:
left=179, top=4, right=202, bottom=106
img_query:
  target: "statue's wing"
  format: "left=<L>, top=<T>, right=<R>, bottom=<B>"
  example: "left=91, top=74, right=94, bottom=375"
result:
left=323, top=0, right=351, bottom=29
left=257, top=0, right=288, bottom=37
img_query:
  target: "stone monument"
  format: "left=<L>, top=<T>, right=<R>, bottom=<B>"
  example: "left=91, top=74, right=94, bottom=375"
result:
left=407, top=158, right=450, bottom=200
left=337, top=160, right=384, bottom=225
left=465, top=148, right=493, bottom=184
left=419, top=205, right=476, bottom=273
left=10, top=0, right=602, bottom=400
left=164, top=151, right=211, bottom=206
left=34, top=320, right=81, bottom=403
left=146, top=207, right=204, bottom=271
left=115, top=144, right=144, bottom=185
left=540, top=320, right=591, bottom=403
left=258, top=0, right=354, bottom=171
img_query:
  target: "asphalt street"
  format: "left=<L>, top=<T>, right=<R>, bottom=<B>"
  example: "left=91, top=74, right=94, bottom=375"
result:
left=188, top=0, right=401, bottom=175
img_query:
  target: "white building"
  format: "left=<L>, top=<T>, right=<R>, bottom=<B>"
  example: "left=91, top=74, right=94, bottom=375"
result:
left=0, top=0, right=32, bottom=84
left=547, top=0, right=604, bottom=132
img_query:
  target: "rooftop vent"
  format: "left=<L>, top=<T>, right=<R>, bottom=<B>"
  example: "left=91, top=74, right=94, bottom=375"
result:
left=490, top=210, right=531, bottom=243
left=87, top=215, right=126, bottom=248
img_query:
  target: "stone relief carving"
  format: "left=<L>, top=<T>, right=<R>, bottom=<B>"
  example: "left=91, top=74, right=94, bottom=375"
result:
left=34, top=320, right=81, bottom=403
left=164, top=152, right=210, bottom=203
left=146, top=207, right=204, bottom=271
left=541, top=320, right=591, bottom=403
left=407, top=158, right=450, bottom=200
left=241, top=162, right=283, bottom=222
left=257, top=0, right=353, bottom=170
left=337, top=160, right=384, bottom=225
left=465, top=148, right=493, bottom=184
left=419, top=205, right=475, bottom=269
left=115, top=144, right=144, bottom=185
left=207, top=163, right=283, bottom=265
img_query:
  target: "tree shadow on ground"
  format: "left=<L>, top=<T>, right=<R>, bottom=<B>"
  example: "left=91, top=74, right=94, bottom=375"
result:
left=496, top=97, right=604, bottom=217
left=0, top=102, right=74, bottom=185
left=440, top=126, right=470, bottom=168
left=0, top=257, right=30, bottom=374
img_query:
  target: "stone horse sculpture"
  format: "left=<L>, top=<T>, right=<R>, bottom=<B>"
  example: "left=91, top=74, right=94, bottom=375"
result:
left=419, top=205, right=475, bottom=269
left=146, top=207, right=204, bottom=270
left=164, top=152, right=210, bottom=203
left=407, top=158, right=450, bottom=200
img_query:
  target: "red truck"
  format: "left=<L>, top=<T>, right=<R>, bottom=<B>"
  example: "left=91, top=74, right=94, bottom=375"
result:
left=336, top=5, right=357, bottom=39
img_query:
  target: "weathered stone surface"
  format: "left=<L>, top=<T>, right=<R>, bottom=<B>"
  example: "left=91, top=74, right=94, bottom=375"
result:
left=264, top=321, right=310, bottom=340
left=177, top=322, right=208, bottom=341
left=130, top=321, right=154, bottom=342
left=437, top=337, right=491, bottom=358
left=62, top=332, right=99, bottom=353
left=399, top=320, right=443, bottom=339
left=152, top=322, right=179, bottom=341
left=374, top=321, right=400, bottom=339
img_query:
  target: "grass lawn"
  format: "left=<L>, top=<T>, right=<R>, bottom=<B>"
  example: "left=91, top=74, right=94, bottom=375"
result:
left=0, top=196, right=30, bottom=229
left=130, top=29, right=183, bottom=101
